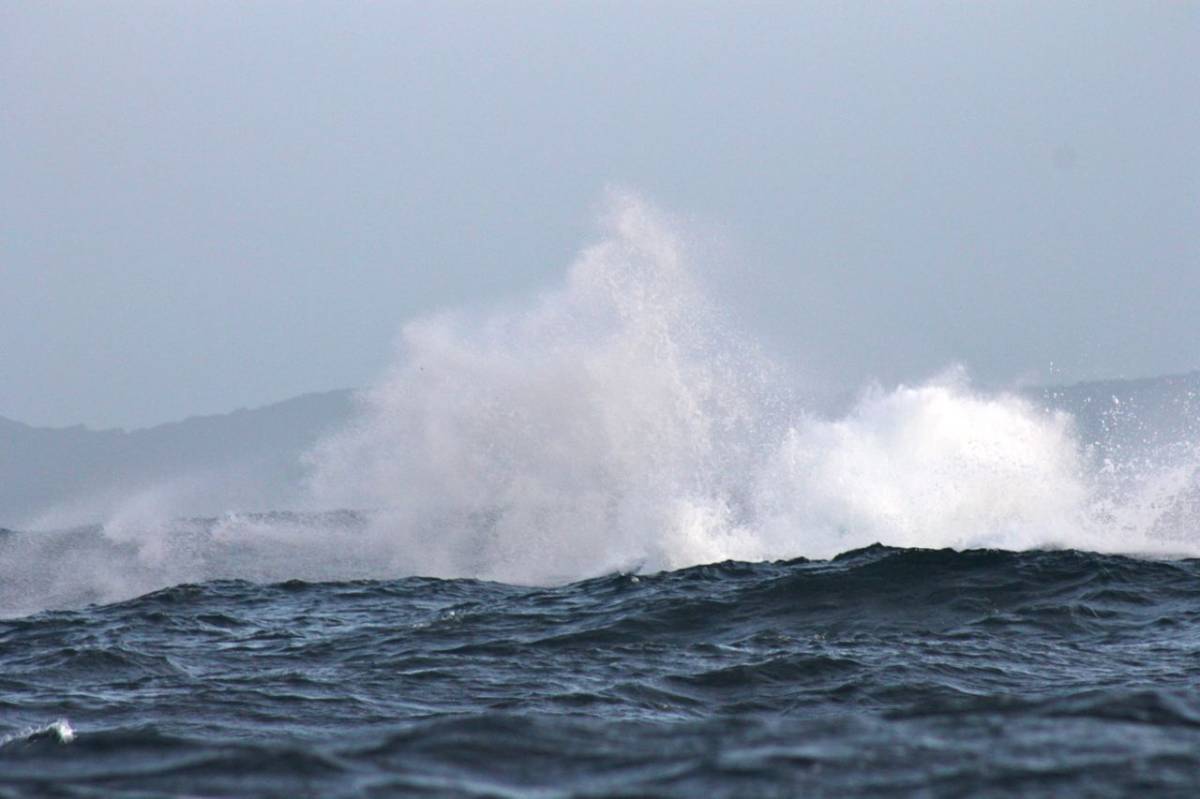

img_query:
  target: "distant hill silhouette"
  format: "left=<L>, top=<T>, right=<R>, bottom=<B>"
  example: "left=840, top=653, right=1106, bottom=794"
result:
left=0, top=390, right=356, bottom=529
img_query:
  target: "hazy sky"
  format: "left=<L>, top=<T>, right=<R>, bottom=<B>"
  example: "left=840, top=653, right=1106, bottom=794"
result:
left=2, top=2, right=1197, bottom=429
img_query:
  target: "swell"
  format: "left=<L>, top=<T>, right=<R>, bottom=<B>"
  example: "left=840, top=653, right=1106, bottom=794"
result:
left=5, top=547, right=1200, bottom=796
left=8, top=546, right=1197, bottom=661
left=7, top=709, right=1200, bottom=798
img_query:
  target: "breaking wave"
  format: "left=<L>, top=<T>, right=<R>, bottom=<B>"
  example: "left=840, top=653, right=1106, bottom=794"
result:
left=1, top=191, right=1196, bottom=614
left=303, top=191, right=1199, bottom=582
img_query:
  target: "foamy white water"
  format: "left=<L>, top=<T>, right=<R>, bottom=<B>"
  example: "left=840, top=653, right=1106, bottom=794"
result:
left=0, top=191, right=1196, bottom=615
left=304, top=191, right=1200, bottom=582
left=0, top=719, right=74, bottom=747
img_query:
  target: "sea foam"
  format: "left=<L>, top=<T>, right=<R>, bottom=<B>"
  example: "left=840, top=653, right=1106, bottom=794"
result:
left=1, top=191, right=1196, bottom=614
left=304, top=191, right=1199, bottom=582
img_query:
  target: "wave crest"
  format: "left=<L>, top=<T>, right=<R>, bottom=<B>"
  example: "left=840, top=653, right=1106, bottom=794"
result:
left=1, top=192, right=1196, bottom=615
left=304, top=192, right=1199, bottom=582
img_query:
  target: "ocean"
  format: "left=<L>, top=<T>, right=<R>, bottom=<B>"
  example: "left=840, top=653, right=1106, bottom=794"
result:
left=2, top=544, right=1200, bottom=796
left=2, top=196, right=1197, bottom=796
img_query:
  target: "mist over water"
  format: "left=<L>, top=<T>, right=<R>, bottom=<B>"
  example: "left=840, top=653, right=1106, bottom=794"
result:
left=1, top=193, right=1197, bottom=615
left=306, top=193, right=780, bottom=581
left=304, top=192, right=1198, bottom=580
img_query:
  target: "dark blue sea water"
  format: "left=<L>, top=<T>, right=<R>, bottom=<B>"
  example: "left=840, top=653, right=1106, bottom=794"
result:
left=3, top=544, right=1199, bottom=797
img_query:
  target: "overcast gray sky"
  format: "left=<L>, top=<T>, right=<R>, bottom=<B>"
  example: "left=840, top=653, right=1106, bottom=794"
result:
left=2, top=2, right=1197, bottom=430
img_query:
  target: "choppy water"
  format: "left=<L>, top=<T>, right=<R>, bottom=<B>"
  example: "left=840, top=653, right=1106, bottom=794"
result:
left=4, top=195, right=1198, bottom=796
left=3, top=544, right=1200, bottom=797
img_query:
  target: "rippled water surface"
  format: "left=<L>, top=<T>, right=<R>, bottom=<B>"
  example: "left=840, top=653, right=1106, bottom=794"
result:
left=3, top=545, right=1199, bottom=797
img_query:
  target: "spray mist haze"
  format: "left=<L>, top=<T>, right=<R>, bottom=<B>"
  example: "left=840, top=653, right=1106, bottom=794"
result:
left=1, top=193, right=1197, bottom=615
left=304, top=192, right=1199, bottom=582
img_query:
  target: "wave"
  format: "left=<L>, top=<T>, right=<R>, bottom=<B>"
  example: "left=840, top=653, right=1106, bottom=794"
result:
left=0, top=719, right=75, bottom=747
left=12, top=545, right=1200, bottom=669
left=1, top=191, right=1197, bottom=615
left=5, top=546, right=1199, bottom=794
left=303, top=191, right=1199, bottom=579
left=6, top=546, right=1198, bottom=699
